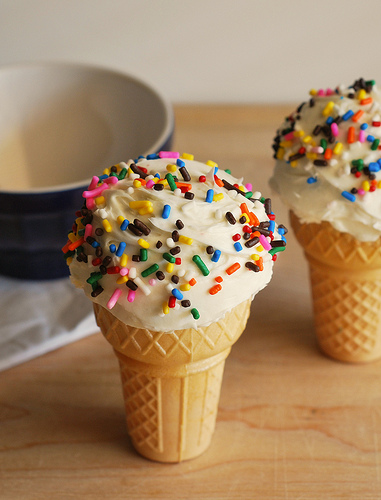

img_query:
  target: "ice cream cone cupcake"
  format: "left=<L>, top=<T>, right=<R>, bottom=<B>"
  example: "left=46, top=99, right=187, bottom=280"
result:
left=64, top=153, right=286, bottom=461
left=270, top=78, right=381, bottom=363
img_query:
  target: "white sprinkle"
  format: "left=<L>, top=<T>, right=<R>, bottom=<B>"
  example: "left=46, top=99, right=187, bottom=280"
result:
left=166, top=238, right=175, bottom=248
left=98, top=209, right=108, bottom=219
left=252, top=191, right=261, bottom=199
left=129, top=267, right=137, bottom=279
left=127, top=187, right=134, bottom=195
left=174, top=188, right=182, bottom=197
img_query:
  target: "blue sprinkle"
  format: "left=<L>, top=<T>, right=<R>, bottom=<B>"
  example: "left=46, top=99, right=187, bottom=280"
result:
left=278, top=228, right=285, bottom=236
left=341, top=190, right=356, bottom=202
left=176, top=158, right=185, bottom=168
left=367, top=135, right=375, bottom=142
left=281, top=235, right=287, bottom=243
left=206, top=189, right=214, bottom=203
left=377, top=159, right=381, bottom=167
left=307, top=176, right=317, bottom=184
left=120, top=219, right=129, bottom=231
left=154, top=172, right=161, bottom=178
left=116, top=242, right=126, bottom=257
left=326, top=117, right=334, bottom=125
left=172, top=288, right=183, bottom=300
left=214, top=166, right=218, bottom=174
left=162, top=204, right=171, bottom=219
left=110, top=244, right=116, bottom=253
left=91, top=241, right=100, bottom=248
left=211, top=249, right=221, bottom=262
left=342, top=110, right=354, bottom=121
left=99, top=174, right=108, bottom=180
left=234, top=242, right=243, bottom=252
left=360, top=123, right=368, bottom=130
left=147, top=153, right=159, bottom=159
left=269, top=220, right=276, bottom=233
left=369, top=162, right=381, bottom=172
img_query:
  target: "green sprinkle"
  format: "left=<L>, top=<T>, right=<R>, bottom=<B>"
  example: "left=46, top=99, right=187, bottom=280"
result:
left=140, top=248, right=148, bottom=261
left=86, top=272, right=103, bottom=285
left=64, top=250, right=75, bottom=260
left=260, top=197, right=266, bottom=204
left=366, top=80, right=376, bottom=87
left=268, top=246, right=286, bottom=255
left=141, top=263, right=159, bottom=277
left=320, top=138, right=327, bottom=151
left=118, top=167, right=127, bottom=180
left=163, top=252, right=176, bottom=263
left=371, top=138, right=380, bottom=151
left=352, top=159, right=364, bottom=171
left=224, top=169, right=231, bottom=174
left=77, top=228, right=85, bottom=236
left=191, top=308, right=200, bottom=320
left=76, top=246, right=84, bottom=255
left=245, top=191, right=253, bottom=198
left=192, top=255, right=210, bottom=276
left=165, top=173, right=177, bottom=191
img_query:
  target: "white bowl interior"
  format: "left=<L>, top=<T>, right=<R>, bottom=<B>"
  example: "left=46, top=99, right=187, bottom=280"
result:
left=0, top=63, right=173, bottom=193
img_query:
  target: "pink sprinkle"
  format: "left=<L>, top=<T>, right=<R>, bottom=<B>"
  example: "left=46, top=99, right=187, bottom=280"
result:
left=104, top=176, right=118, bottom=185
left=259, top=234, right=271, bottom=251
left=358, top=188, right=366, bottom=196
left=283, top=131, right=295, bottom=141
left=311, top=146, right=324, bottom=154
left=107, top=288, right=122, bottom=310
left=84, top=224, right=93, bottom=239
left=127, top=289, right=136, bottom=303
left=245, top=183, right=253, bottom=191
left=159, top=151, right=180, bottom=159
left=149, top=279, right=157, bottom=286
left=86, top=198, right=96, bottom=210
left=359, top=129, right=366, bottom=143
left=317, top=89, right=325, bottom=96
left=88, top=176, right=99, bottom=190
left=331, top=123, right=339, bottom=137
left=326, top=88, right=333, bottom=96
left=146, top=179, right=155, bottom=189
left=82, top=183, right=109, bottom=198
left=120, top=267, right=129, bottom=276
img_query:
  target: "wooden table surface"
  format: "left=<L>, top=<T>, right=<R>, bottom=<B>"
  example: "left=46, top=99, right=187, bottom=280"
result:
left=2, top=105, right=381, bottom=500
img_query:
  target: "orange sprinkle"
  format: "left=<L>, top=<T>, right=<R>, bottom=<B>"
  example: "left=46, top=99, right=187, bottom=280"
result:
left=240, top=203, right=250, bottom=215
left=137, top=178, right=146, bottom=186
left=257, top=257, right=264, bottom=271
left=347, top=126, right=355, bottom=144
left=209, top=284, right=222, bottom=295
left=352, top=110, right=364, bottom=122
left=248, top=212, right=259, bottom=226
left=68, top=237, right=84, bottom=251
left=251, top=230, right=260, bottom=239
left=189, top=278, right=197, bottom=286
left=215, top=276, right=223, bottom=283
left=361, top=97, right=373, bottom=105
left=175, top=182, right=192, bottom=191
left=62, top=240, right=71, bottom=253
left=324, top=148, right=333, bottom=160
left=214, top=175, right=224, bottom=187
left=226, top=262, right=241, bottom=275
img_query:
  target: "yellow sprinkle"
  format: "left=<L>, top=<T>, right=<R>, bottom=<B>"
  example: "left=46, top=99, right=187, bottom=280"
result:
left=138, top=206, right=153, bottom=215
left=127, top=167, right=134, bottom=175
left=181, top=153, right=194, bottom=160
left=358, top=89, right=367, bottom=101
left=279, top=140, right=293, bottom=148
left=158, top=179, right=168, bottom=186
left=116, top=276, right=128, bottom=285
left=213, top=193, right=224, bottom=202
left=166, top=163, right=177, bottom=172
left=95, top=196, right=105, bottom=205
left=103, top=168, right=110, bottom=176
left=133, top=179, right=142, bottom=188
left=166, top=263, right=174, bottom=273
left=68, top=232, right=77, bottom=243
left=306, top=152, right=317, bottom=160
left=75, top=217, right=85, bottom=230
left=302, top=135, right=312, bottom=144
left=138, top=238, right=150, bottom=249
left=333, top=142, right=343, bottom=155
left=66, top=257, right=73, bottom=265
left=163, top=302, right=169, bottom=315
left=322, top=101, right=335, bottom=117
left=241, top=213, right=249, bottom=223
left=206, top=160, right=218, bottom=169
left=251, top=254, right=260, bottom=261
left=257, top=245, right=264, bottom=252
left=310, top=139, right=317, bottom=147
left=102, top=219, right=112, bottom=232
left=179, top=235, right=193, bottom=245
left=378, top=181, right=381, bottom=189
left=309, top=89, right=318, bottom=96
left=276, top=148, right=285, bottom=160
left=294, top=130, right=305, bottom=138
left=129, top=200, right=152, bottom=209
left=117, top=215, right=125, bottom=225
left=290, top=161, right=298, bottom=168
left=362, top=180, right=370, bottom=191
left=120, top=254, right=128, bottom=267
left=180, top=284, right=191, bottom=292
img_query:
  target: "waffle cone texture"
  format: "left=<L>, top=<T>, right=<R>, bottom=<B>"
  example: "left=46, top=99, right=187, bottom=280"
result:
left=93, top=299, right=251, bottom=462
left=290, top=210, right=381, bottom=363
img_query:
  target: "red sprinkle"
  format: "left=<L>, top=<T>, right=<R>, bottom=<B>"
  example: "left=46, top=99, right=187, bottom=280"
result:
left=232, top=234, right=241, bottom=241
left=243, top=225, right=252, bottom=233
left=107, top=266, right=120, bottom=274
left=168, top=296, right=176, bottom=308
left=272, top=255, right=278, bottom=262
left=268, top=213, right=276, bottom=220
left=92, top=258, right=102, bottom=266
left=355, top=171, right=362, bottom=178
left=199, top=175, right=206, bottom=182
left=175, top=258, right=182, bottom=265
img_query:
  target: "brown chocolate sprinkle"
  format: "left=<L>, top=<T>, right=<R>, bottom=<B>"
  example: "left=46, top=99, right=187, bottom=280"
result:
left=245, top=262, right=260, bottom=272
left=245, top=237, right=259, bottom=248
left=176, top=219, right=184, bottom=230
left=134, top=218, right=151, bottom=235
left=128, top=223, right=143, bottom=236
left=126, top=280, right=138, bottom=291
left=225, top=211, right=236, bottom=225
left=91, top=286, right=104, bottom=297
left=206, top=245, right=214, bottom=254
left=156, top=271, right=165, bottom=280
left=181, top=300, right=191, bottom=307
left=184, top=191, right=194, bottom=200
left=170, top=246, right=181, bottom=255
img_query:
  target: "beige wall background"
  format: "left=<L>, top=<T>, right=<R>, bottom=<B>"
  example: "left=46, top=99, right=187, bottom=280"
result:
left=1, top=0, right=380, bottom=104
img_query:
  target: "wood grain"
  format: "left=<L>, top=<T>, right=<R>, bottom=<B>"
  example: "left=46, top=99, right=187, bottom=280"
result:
left=1, top=105, right=381, bottom=499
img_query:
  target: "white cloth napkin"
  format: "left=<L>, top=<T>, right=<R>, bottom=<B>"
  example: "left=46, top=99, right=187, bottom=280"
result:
left=0, top=276, right=97, bottom=372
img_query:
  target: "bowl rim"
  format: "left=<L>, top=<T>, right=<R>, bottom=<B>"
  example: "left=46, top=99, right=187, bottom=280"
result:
left=0, top=60, right=174, bottom=196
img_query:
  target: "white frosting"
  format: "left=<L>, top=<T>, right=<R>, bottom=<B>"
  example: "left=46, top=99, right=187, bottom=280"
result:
left=270, top=82, right=381, bottom=242
left=68, top=157, right=284, bottom=331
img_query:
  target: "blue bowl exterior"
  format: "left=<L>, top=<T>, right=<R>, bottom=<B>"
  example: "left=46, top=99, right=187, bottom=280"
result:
left=0, top=133, right=173, bottom=280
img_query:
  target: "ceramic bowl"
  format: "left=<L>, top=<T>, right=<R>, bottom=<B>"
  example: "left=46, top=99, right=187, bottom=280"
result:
left=0, top=62, right=174, bottom=280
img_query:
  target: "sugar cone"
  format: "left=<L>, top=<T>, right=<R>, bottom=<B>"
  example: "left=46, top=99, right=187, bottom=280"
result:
left=290, top=210, right=381, bottom=363
left=93, top=299, right=251, bottom=462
